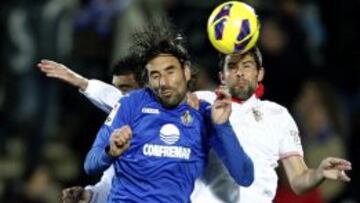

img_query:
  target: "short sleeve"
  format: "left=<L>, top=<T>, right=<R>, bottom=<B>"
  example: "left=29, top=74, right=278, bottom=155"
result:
left=194, top=91, right=217, bottom=105
left=278, top=110, right=304, bottom=159
left=80, top=79, right=123, bottom=113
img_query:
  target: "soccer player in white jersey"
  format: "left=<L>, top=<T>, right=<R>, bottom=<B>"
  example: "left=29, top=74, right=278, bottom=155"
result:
left=38, top=47, right=352, bottom=203
left=191, top=47, right=351, bottom=203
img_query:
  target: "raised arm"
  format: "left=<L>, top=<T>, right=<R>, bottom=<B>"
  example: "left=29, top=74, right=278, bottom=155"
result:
left=208, top=89, right=254, bottom=186
left=37, top=59, right=122, bottom=113
left=81, top=79, right=122, bottom=113
left=37, top=59, right=89, bottom=91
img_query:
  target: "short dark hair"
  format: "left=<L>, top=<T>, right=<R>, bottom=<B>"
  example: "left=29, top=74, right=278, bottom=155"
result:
left=218, top=46, right=263, bottom=71
left=131, top=19, right=190, bottom=75
left=110, top=54, right=143, bottom=86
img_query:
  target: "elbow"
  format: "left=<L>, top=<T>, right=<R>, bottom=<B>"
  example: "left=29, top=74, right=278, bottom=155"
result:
left=233, top=159, right=254, bottom=187
left=84, top=149, right=114, bottom=175
left=291, top=187, right=305, bottom=195
left=290, top=185, right=307, bottom=195
left=84, top=154, right=99, bottom=175
left=234, top=174, right=254, bottom=187
left=84, top=162, right=102, bottom=176
left=289, top=180, right=308, bottom=195
left=84, top=160, right=95, bottom=175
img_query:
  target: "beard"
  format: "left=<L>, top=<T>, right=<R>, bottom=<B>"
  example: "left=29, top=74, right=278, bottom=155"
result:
left=229, top=82, right=256, bottom=100
left=153, top=87, right=186, bottom=108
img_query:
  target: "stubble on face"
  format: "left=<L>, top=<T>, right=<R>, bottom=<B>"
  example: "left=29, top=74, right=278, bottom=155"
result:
left=229, top=80, right=256, bottom=100
left=146, top=55, right=189, bottom=108
left=223, top=54, right=259, bottom=100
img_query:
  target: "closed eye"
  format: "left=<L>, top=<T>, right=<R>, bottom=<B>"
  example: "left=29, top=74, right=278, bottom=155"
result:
left=227, top=62, right=237, bottom=69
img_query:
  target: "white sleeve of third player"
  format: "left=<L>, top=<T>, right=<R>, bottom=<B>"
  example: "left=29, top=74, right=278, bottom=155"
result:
left=278, top=109, right=304, bottom=159
left=85, top=165, right=115, bottom=203
left=194, top=91, right=216, bottom=105
left=80, top=79, right=123, bottom=113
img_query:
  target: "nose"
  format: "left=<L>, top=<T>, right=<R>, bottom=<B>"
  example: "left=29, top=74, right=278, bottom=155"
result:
left=235, top=66, right=245, bottom=77
left=159, top=75, right=168, bottom=88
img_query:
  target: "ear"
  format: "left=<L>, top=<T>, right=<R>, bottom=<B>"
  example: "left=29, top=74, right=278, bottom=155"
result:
left=219, top=71, right=226, bottom=85
left=257, top=67, right=265, bottom=82
left=184, top=64, right=191, bottom=82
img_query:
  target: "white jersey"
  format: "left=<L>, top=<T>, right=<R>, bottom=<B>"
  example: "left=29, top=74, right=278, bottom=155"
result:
left=85, top=166, right=114, bottom=203
left=80, top=79, right=122, bottom=113
left=81, top=80, right=303, bottom=203
left=193, top=91, right=303, bottom=203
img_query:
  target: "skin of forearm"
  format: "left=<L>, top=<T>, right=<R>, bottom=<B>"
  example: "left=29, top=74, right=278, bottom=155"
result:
left=75, top=76, right=89, bottom=91
left=290, top=168, right=325, bottom=195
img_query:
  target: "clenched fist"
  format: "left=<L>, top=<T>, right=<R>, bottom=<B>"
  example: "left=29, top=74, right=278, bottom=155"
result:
left=107, top=125, right=132, bottom=157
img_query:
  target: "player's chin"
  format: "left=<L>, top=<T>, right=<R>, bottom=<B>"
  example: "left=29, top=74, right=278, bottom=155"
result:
left=234, top=91, right=252, bottom=100
left=161, top=97, right=180, bottom=108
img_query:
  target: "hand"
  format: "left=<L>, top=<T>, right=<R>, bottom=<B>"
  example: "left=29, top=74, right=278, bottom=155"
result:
left=108, top=125, right=132, bottom=157
left=211, top=87, right=232, bottom=124
left=61, top=186, right=92, bottom=203
left=37, top=59, right=89, bottom=91
left=316, top=157, right=352, bottom=182
left=186, top=92, right=199, bottom=110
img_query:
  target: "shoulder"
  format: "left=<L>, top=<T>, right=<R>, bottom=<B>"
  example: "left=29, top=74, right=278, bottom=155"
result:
left=194, top=91, right=216, bottom=104
left=259, top=100, right=296, bottom=124
left=118, top=88, right=151, bottom=104
left=106, top=89, right=150, bottom=125
left=125, top=88, right=149, bottom=99
left=261, top=100, right=291, bottom=116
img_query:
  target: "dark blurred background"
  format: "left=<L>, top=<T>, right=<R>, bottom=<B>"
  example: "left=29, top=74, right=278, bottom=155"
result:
left=0, top=0, right=359, bottom=203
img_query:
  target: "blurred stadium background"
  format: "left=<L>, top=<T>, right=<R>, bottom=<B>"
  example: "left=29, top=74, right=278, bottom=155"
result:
left=0, top=0, right=359, bottom=202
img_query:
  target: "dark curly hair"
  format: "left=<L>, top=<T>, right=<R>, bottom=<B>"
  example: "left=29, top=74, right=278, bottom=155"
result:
left=131, top=18, right=191, bottom=82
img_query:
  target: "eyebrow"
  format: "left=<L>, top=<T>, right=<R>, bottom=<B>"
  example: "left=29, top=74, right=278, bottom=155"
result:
left=164, top=65, right=176, bottom=71
left=149, top=70, right=160, bottom=76
left=149, top=65, right=176, bottom=75
left=118, top=84, right=131, bottom=88
left=241, top=60, right=255, bottom=64
left=227, top=61, right=237, bottom=66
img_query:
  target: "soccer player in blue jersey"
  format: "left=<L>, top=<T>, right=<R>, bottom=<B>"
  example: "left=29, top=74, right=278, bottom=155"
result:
left=83, top=22, right=254, bottom=203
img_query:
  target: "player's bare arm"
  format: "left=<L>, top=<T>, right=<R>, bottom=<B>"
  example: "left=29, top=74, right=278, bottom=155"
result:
left=282, top=156, right=351, bottom=195
left=107, top=125, right=132, bottom=157
left=37, top=59, right=89, bottom=91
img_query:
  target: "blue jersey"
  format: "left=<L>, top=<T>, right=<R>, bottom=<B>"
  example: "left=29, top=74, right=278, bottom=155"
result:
left=84, top=88, right=254, bottom=203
